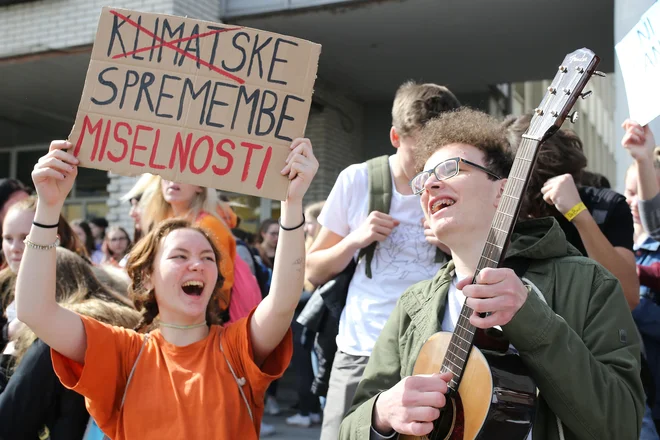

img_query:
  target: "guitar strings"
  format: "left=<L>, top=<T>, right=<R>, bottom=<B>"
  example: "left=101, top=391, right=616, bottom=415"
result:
left=428, top=130, right=541, bottom=440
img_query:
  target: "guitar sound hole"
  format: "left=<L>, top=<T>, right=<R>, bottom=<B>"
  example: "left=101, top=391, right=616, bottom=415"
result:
left=422, top=395, right=463, bottom=440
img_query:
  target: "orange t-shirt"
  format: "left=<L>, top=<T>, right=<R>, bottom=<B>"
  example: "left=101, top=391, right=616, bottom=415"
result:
left=51, top=312, right=292, bottom=440
left=196, top=213, right=236, bottom=311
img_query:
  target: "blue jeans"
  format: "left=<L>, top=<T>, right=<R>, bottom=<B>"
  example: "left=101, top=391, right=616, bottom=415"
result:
left=641, top=404, right=660, bottom=440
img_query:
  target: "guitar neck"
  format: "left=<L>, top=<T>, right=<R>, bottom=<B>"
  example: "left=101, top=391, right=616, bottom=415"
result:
left=442, top=136, right=542, bottom=391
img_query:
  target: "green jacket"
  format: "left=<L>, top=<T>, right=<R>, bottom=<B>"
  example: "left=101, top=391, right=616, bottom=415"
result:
left=340, top=217, right=644, bottom=440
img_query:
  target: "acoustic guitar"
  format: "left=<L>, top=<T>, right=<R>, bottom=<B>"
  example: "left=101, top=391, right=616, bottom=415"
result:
left=402, top=48, right=602, bottom=440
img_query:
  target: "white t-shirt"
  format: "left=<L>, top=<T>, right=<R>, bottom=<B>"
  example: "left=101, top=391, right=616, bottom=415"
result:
left=319, top=155, right=443, bottom=356
left=441, top=270, right=470, bottom=333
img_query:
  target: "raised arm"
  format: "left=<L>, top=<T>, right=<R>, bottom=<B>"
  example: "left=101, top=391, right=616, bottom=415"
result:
left=15, top=141, right=87, bottom=364
left=249, top=138, right=318, bottom=366
left=622, top=120, right=660, bottom=240
left=571, top=213, right=640, bottom=309
left=541, top=174, right=640, bottom=309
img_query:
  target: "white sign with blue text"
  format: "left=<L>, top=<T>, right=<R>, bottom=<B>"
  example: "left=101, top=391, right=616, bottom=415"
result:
left=615, top=1, right=660, bottom=126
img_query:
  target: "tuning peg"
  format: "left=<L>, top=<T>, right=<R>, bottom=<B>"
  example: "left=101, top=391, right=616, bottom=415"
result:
left=569, top=111, right=579, bottom=124
left=580, top=91, right=593, bottom=99
left=593, top=71, right=606, bottom=77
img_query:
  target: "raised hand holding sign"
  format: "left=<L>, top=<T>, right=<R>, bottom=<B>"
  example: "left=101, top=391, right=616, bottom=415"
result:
left=69, top=8, right=321, bottom=201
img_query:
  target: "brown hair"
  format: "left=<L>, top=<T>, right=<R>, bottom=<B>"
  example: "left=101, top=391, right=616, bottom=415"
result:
left=71, top=219, right=96, bottom=256
left=101, top=225, right=133, bottom=263
left=0, top=267, right=15, bottom=315
left=580, top=170, right=611, bottom=189
left=304, top=200, right=325, bottom=221
left=392, top=81, right=461, bottom=137
left=7, top=196, right=89, bottom=259
left=11, top=247, right=135, bottom=366
left=503, top=113, right=588, bottom=218
left=415, top=108, right=513, bottom=178
left=257, top=218, right=279, bottom=244
left=1, top=246, right=131, bottom=313
left=125, top=218, right=225, bottom=332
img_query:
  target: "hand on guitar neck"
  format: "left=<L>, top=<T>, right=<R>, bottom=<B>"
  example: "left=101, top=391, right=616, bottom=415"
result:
left=457, top=267, right=529, bottom=329
left=373, top=372, right=453, bottom=437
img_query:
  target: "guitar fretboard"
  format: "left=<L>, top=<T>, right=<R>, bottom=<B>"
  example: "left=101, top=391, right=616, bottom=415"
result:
left=441, top=136, right=540, bottom=391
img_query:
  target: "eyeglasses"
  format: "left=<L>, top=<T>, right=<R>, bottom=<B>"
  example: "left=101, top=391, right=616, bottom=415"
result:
left=410, top=157, right=501, bottom=195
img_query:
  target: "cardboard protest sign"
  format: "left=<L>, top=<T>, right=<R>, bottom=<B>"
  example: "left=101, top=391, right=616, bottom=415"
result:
left=69, top=7, right=321, bottom=200
left=615, top=1, right=660, bottom=126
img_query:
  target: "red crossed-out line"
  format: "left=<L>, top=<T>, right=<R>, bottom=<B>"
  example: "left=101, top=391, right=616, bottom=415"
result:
left=114, top=26, right=242, bottom=60
left=109, top=10, right=245, bottom=84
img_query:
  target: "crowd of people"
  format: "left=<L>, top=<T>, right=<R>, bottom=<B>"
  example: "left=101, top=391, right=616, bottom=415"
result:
left=0, top=79, right=658, bottom=440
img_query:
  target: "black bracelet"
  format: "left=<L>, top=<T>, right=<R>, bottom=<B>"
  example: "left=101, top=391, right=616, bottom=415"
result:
left=279, top=213, right=305, bottom=231
left=33, top=221, right=59, bottom=229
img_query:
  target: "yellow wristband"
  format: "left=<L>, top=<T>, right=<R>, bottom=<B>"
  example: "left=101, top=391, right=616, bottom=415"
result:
left=564, top=202, right=587, bottom=222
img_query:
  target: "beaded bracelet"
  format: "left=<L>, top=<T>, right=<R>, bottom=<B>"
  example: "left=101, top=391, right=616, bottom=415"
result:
left=23, top=235, right=60, bottom=250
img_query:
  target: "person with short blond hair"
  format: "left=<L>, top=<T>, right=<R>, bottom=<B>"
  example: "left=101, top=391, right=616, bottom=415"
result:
left=391, top=81, right=461, bottom=137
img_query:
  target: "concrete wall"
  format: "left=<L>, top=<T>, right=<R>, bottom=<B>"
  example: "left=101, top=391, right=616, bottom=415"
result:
left=302, top=77, right=364, bottom=205
left=362, top=102, right=392, bottom=159
left=0, top=0, right=176, bottom=58
left=510, top=76, right=618, bottom=185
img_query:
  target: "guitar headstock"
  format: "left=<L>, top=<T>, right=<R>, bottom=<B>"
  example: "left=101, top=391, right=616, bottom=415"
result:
left=525, top=48, right=601, bottom=142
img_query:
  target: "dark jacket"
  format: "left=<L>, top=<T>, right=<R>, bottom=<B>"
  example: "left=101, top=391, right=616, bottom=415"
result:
left=340, top=217, right=644, bottom=440
left=297, top=258, right=356, bottom=396
left=0, top=339, right=89, bottom=440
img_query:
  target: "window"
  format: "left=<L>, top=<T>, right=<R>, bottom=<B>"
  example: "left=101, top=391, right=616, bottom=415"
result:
left=76, top=167, right=109, bottom=197
left=1, top=145, right=110, bottom=220
left=0, top=152, right=9, bottom=178
left=16, top=149, right=45, bottom=188
left=0, top=0, right=40, bottom=5
left=220, top=193, right=278, bottom=233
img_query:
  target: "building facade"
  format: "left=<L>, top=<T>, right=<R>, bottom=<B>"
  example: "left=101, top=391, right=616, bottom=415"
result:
left=1, top=0, right=656, bottom=234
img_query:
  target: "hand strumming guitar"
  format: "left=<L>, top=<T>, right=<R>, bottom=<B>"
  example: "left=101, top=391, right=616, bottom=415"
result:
left=372, top=372, right=453, bottom=436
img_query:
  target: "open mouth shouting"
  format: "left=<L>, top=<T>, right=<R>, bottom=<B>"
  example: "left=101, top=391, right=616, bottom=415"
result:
left=182, top=280, right=204, bottom=296
left=430, top=197, right=456, bottom=215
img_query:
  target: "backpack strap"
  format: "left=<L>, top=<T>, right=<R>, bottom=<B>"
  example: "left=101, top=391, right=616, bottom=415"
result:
left=102, top=334, right=150, bottom=440
left=356, top=155, right=447, bottom=276
left=220, top=341, right=253, bottom=422
left=357, top=155, right=392, bottom=279
left=121, top=334, right=150, bottom=409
